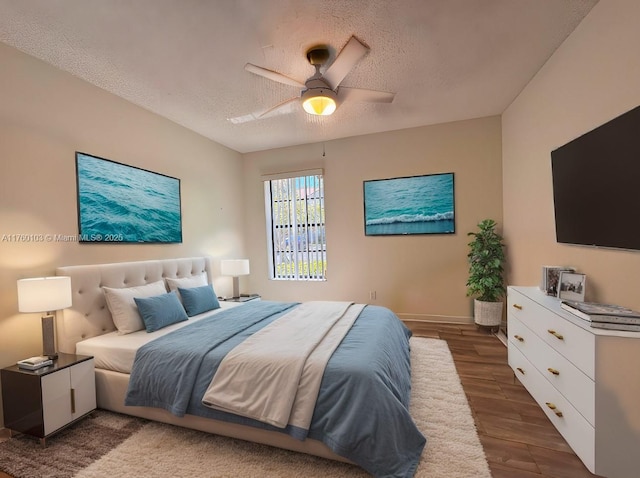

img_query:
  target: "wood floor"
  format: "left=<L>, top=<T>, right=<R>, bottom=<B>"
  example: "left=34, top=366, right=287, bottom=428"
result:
left=1, top=322, right=602, bottom=478
left=406, top=321, right=602, bottom=478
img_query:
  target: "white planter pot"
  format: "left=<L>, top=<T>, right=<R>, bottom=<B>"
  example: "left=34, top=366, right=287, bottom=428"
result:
left=474, top=299, right=504, bottom=327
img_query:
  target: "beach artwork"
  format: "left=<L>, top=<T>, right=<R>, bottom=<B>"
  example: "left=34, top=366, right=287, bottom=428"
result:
left=363, top=173, right=455, bottom=236
left=76, top=152, right=182, bottom=243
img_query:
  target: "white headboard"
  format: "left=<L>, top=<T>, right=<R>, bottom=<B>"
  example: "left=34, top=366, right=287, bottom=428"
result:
left=55, top=257, right=213, bottom=354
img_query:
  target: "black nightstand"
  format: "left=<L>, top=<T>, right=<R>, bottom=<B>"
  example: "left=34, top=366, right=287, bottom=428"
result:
left=1, top=353, right=96, bottom=445
left=219, top=295, right=261, bottom=303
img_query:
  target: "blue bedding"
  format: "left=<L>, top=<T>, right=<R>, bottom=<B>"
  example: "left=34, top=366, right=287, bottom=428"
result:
left=125, top=301, right=426, bottom=478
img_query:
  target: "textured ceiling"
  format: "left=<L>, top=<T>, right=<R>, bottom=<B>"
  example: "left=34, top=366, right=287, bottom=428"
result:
left=0, top=0, right=598, bottom=153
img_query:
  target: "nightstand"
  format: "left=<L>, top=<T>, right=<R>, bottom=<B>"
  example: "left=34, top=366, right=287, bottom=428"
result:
left=1, top=353, right=96, bottom=445
left=220, top=295, right=261, bottom=303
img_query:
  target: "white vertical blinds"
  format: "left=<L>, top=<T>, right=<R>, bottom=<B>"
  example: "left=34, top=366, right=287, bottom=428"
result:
left=263, top=172, right=326, bottom=280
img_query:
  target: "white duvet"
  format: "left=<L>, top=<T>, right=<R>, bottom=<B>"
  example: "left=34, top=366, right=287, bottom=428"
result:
left=202, top=301, right=363, bottom=430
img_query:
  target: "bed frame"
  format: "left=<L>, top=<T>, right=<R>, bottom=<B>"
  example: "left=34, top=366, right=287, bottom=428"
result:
left=55, top=257, right=348, bottom=463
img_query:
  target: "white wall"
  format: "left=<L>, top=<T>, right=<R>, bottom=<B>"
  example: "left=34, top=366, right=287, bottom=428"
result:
left=244, top=116, right=503, bottom=321
left=0, top=43, right=246, bottom=427
left=502, top=0, right=640, bottom=309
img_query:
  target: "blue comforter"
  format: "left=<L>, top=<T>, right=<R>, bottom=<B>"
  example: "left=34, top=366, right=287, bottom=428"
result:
left=125, top=301, right=426, bottom=477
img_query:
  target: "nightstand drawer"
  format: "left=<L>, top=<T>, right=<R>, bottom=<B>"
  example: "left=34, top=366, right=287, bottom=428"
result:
left=509, top=315, right=594, bottom=425
left=508, top=288, right=595, bottom=378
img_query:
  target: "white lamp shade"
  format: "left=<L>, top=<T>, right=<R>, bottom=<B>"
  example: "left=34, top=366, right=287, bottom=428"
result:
left=17, top=276, right=72, bottom=313
left=220, top=259, right=250, bottom=277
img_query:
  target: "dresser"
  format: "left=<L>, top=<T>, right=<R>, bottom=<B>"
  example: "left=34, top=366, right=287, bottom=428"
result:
left=507, top=287, right=640, bottom=478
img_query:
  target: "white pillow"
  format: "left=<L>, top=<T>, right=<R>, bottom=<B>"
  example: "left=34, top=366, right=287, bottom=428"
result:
left=165, top=273, right=208, bottom=298
left=103, top=280, right=168, bottom=335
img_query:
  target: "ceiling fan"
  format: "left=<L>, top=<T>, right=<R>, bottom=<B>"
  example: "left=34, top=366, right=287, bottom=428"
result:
left=230, top=36, right=395, bottom=123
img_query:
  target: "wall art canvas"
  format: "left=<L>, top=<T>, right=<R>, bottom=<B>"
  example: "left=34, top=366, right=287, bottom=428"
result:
left=363, top=172, right=455, bottom=236
left=76, top=152, right=182, bottom=243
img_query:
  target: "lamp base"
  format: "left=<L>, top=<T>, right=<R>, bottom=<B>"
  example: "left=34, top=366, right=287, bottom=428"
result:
left=232, top=277, right=240, bottom=299
left=41, top=314, right=57, bottom=359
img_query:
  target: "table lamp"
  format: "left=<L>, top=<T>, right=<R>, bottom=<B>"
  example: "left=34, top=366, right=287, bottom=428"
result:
left=220, top=259, right=250, bottom=298
left=17, top=276, right=72, bottom=359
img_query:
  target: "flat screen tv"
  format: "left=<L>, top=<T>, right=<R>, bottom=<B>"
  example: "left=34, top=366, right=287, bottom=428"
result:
left=363, top=172, right=455, bottom=236
left=76, top=152, right=182, bottom=243
left=551, top=105, right=640, bottom=251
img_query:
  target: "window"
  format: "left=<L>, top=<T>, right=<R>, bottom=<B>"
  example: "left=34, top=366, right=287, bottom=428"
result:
left=264, top=172, right=326, bottom=280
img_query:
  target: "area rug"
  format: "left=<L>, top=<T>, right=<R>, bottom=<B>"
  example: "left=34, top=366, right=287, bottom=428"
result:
left=0, top=337, right=491, bottom=477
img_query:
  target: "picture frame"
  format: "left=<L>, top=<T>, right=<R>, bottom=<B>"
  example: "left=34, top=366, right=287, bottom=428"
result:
left=363, top=172, right=455, bottom=236
left=558, top=271, right=586, bottom=302
left=541, top=266, right=575, bottom=296
left=75, top=152, right=182, bottom=243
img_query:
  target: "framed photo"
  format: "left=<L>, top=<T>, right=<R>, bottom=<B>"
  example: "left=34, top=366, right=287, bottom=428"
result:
left=363, top=172, right=455, bottom=236
left=541, top=266, right=575, bottom=296
left=558, top=272, right=586, bottom=301
left=76, top=152, right=182, bottom=243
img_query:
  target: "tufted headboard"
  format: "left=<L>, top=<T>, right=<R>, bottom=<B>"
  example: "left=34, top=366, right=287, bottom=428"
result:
left=55, top=256, right=213, bottom=354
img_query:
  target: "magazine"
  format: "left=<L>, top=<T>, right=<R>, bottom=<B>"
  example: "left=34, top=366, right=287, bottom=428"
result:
left=562, top=300, right=640, bottom=317
left=590, top=321, right=640, bottom=332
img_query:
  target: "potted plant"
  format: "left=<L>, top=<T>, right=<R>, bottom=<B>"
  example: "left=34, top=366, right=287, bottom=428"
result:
left=466, top=219, right=506, bottom=329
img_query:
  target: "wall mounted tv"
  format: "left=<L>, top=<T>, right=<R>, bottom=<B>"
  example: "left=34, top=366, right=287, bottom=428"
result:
left=551, top=105, right=640, bottom=251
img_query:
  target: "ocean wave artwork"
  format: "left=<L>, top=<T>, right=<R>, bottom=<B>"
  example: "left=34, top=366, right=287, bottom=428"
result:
left=76, top=153, right=182, bottom=243
left=364, top=173, right=455, bottom=236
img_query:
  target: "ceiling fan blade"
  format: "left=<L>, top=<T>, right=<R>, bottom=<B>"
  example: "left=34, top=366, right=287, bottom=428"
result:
left=322, top=36, right=369, bottom=89
left=258, top=97, right=299, bottom=118
left=228, top=97, right=299, bottom=124
left=244, top=63, right=305, bottom=88
left=338, top=86, right=395, bottom=103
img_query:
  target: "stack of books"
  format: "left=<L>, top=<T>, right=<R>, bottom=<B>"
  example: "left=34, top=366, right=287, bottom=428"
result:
left=17, top=356, right=53, bottom=370
left=561, top=300, right=640, bottom=332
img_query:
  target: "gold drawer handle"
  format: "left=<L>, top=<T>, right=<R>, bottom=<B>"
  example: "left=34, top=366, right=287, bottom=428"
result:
left=513, top=334, right=524, bottom=342
left=512, top=304, right=523, bottom=310
left=516, top=367, right=525, bottom=375
left=547, top=368, right=560, bottom=376
left=545, top=402, right=563, bottom=417
left=547, top=329, right=564, bottom=340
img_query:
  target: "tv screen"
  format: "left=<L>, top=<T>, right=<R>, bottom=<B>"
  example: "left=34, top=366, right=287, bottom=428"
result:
left=363, top=172, right=455, bottom=236
left=551, top=105, right=640, bottom=251
left=76, top=152, right=182, bottom=243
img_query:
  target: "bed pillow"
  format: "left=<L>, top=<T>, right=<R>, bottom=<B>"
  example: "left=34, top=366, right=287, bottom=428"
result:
left=165, top=273, right=208, bottom=296
left=178, top=284, right=220, bottom=317
left=134, top=291, right=189, bottom=333
left=103, top=280, right=168, bottom=335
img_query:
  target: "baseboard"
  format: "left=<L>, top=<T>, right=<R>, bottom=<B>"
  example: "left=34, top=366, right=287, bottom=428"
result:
left=494, top=329, right=508, bottom=346
left=0, top=427, right=10, bottom=440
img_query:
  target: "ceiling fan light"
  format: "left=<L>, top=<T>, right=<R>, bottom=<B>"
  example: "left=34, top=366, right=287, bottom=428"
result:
left=301, top=89, right=337, bottom=116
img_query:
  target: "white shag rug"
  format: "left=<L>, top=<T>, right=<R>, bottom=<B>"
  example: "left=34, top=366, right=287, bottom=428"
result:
left=75, top=337, right=491, bottom=477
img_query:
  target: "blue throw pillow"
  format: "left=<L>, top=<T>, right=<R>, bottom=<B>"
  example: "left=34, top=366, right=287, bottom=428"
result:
left=134, top=291, right=188, bottom=333
left=178, top=285, right=220, bottom=316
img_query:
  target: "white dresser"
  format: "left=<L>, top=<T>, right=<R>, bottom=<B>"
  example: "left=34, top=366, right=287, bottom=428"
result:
left=507, top=286, right=640, bottom=478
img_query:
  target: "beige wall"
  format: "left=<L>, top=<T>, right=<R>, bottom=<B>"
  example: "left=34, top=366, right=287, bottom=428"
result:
left=502, top=0, right=640, bottom=309
left=0, top=43, right=246, bottom=426
left=244, top=116, right=503, bottom=321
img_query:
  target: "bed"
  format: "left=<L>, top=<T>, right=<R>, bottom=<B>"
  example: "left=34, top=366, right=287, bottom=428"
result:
left=55, top=257, right=425, bottom=477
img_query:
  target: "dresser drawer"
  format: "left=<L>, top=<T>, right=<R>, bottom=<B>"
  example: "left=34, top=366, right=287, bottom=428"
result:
left=509, top=345, right=596, bottom=473
left=508, top=288, right=595, bottom=379
left=508, top=315, right=595, bottom=425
